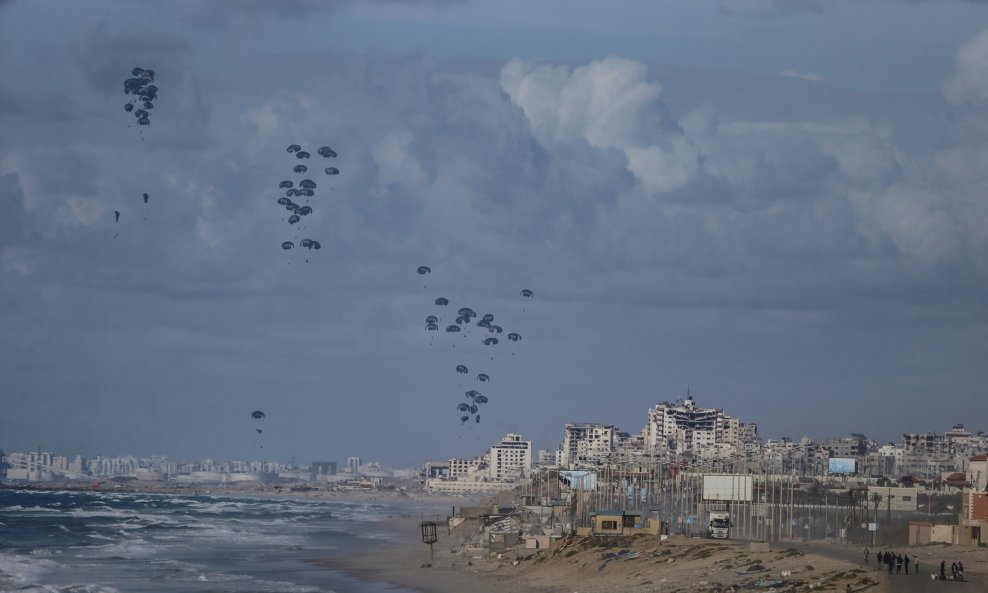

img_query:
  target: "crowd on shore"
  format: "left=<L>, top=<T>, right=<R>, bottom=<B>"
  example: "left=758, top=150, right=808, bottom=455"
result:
left=865, top=547, right=965, bottom=581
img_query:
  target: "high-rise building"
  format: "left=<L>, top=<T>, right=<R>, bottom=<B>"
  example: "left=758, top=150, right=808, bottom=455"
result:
left=561, top=423, right=617, bottom=469
left=346, top=457, right=361, bottom=475
left=643, top=393, right=755, bottom=455
left=489, top=433, right=532, bottom=480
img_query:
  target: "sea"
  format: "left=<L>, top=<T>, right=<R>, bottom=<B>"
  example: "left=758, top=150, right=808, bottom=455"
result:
left=0, top=488, right=433, bottom=593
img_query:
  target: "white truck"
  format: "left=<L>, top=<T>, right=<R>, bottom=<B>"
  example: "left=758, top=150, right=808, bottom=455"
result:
left=706, top=511, right=730, bottom=539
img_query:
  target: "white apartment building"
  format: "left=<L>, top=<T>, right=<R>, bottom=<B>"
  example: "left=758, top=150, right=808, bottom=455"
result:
left=449, top=454, right=487, bottom=479
left=561, top=423, right=617, bottom=469
left=644, top=394, right=753, bottom=455
left=489, top=433, right=532, bottom=480
left=536, top=448, right=561, bottom=467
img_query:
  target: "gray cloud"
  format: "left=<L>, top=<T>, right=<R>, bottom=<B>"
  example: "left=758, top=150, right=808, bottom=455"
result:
left=181, top=0, right=460, bottom=27
left=2, top=6, right=988, bottom=464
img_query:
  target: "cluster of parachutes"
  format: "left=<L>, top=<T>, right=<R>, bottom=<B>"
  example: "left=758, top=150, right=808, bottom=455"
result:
left=123, top=67, right=158, bottom=128
left=276, top=143, right=339, bottom=259
left=416, top=265, right=534, bottom=426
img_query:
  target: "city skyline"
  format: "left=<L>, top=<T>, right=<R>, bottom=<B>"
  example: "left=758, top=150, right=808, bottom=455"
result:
left=2, top=1, right=988, bottom=466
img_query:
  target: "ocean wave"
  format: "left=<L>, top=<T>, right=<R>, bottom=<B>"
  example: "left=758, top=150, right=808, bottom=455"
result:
left=0, top=551, right=60, bottom=585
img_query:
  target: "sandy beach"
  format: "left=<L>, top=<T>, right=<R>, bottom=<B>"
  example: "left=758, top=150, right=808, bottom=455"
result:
left=314, top=508, right=988, bottom=593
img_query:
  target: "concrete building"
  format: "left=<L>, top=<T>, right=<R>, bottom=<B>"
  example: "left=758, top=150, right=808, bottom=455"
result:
left=346, top=457, right=361, bottom=475
left=967, top=455, right=988, bottom=491
left=644, top=394, right=756, bottom=455
left=489, top=433, right=531, bottom=480
left=561, top=423, right=617, bottom=469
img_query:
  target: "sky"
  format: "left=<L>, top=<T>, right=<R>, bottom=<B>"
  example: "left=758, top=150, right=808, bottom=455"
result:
left=2, top=0, right=988, bottom=467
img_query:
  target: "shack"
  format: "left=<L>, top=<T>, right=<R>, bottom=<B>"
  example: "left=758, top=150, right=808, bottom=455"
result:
left=577, top=510, right=661, bottom=537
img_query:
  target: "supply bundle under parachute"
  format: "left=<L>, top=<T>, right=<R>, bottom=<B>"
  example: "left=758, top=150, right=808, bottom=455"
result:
left=122, top=67, right=158, bottom=131
left=273, top=143, right=338, bottom=262
left=414, top=274, right=535, bottom=427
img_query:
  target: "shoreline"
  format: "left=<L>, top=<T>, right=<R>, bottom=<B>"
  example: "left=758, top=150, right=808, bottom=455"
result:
left=316, top=505, right=988, bottom=593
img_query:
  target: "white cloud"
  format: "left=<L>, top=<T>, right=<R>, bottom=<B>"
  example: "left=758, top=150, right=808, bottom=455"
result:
left=943, top=26, right=988, bottom=106
left=500, top=57, right=699, bottom=194
left=781, top=70, right=824, bottom=82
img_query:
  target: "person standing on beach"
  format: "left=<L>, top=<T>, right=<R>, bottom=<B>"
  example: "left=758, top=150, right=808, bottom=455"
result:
left=863, top=547, right=869, bottom=565
left=904, top=554, right=910, bottom=574
left=896, top=553, right=903, bottom=574
left=913, top=555, right=918, bottom=575
left=940, top=560, right=946, bottom=580
left=888, top=552, right=894, bottom=575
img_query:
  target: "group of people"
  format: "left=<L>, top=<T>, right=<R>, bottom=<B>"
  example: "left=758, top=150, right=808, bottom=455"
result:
left=940, top=559, right=966, bottom=581
left=864, top=548, right=918, bottom=575
left=863, top=548, right=966, bottom=581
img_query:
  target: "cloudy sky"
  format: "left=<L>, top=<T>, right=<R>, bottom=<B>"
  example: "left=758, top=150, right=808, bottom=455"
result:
left=2, top=0, right=988, bottom=467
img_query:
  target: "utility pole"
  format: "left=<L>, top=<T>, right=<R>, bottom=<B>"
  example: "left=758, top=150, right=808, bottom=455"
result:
left=886, top=491, right=895, bottom=545
left=871, top=493, right=881, bottom=547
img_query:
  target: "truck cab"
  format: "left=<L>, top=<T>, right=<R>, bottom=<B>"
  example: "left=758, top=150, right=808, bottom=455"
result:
left=707, top=511, right=730, bottom=539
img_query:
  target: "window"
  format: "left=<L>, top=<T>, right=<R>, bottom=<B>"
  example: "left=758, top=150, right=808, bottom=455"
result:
left=601, top=520, right=618, bottom=530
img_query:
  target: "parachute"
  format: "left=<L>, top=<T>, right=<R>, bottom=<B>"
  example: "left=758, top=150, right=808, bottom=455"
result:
left=481, top=314, right=494, bottom=323
left=460, top=415, right=470, bottom=424
left=457, top=403, right=471, bottom=413
left=114, top=210, right=120, bottom=223
left=477, top=373, right=489, bottom=382
left=507, top=333, right=521, bottom=341
left=123, top=67, right=157, bottom=132
left=417, top=265, right=431, bottom=288
left=425, top=323, right=439, bottom=331
left=143, top=193, right=149, bottom=204
left=251, top=410, right=265, bottom=448
left=274, top=144, right=334, bottom=261
left=435, top=297, right=449, bottom=306
left=324, top=167, right=340, bottom=175
left=483, top=337, right=498, bottom=346
left=317, top=146, right=337, bottom=158
left=425, top=315, right=439, bottom=325
left=445, top=325, right=460, bottom=333
left=489, top=325, right=503, bottom=334
left=469, top=404, right=479, bottom=415
left=520, top=289, right=533, bottom=298
left=474, top=395, right=489, bottom=405
left=456, top=364, right=468, bottom=374
left=465, top=390, right=480, bottom=399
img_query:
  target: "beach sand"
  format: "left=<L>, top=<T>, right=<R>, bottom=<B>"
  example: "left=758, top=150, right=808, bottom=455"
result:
left=317, top=512, right=957, bottom=593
